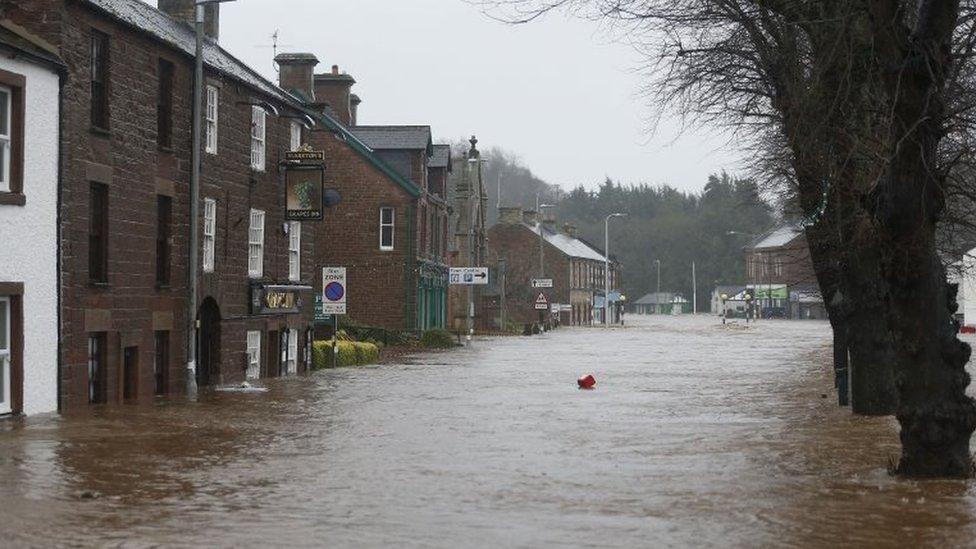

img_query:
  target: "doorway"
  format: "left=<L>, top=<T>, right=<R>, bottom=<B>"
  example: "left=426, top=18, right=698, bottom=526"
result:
left=266, top=330, right=280, bottom=378
left=123, top=346, right=138, bottom=401
left=197, top=298, right=221, bottom=387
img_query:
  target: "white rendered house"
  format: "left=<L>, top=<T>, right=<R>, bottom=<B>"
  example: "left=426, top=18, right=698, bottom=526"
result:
left=0, top=23, right=62, bottom=416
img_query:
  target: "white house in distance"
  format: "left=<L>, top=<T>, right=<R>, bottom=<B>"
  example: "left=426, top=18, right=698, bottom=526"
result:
left=0, top=22, right=62, bottom=416
left=961, top=247, right=976, bottom=330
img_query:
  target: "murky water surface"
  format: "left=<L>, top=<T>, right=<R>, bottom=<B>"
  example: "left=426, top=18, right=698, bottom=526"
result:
left=3, top=316, right=976, bottom=547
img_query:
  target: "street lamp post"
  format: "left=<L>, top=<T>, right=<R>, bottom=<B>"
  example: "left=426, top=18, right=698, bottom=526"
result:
left=654, top=259, right=661, bottom=314
left=187, top=0, right=236, bottom=396
left=605, top=212, right=627, bottom=326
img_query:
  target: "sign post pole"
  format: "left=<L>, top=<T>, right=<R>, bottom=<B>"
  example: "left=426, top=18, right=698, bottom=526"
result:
left=333, top=315, right=338, bottom=369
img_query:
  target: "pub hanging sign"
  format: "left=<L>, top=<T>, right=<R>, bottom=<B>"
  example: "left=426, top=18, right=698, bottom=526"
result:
left=283, top=148, right=326, bottom=221
left=251, top=284, right=309, bottom=315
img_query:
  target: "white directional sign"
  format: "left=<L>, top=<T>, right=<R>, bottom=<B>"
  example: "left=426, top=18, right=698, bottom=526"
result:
left=322, top=267, right=347, bottom=315
left=449, top=267, right=489, bottom=285
left=531, top=278, right=554, bottom=288
left=534, top=292, right=550, bottom=310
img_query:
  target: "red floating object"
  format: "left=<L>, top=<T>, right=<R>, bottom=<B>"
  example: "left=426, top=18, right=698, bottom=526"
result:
left=962, top=325, right=976, bottom=334
left=578, top=374, right=596, bottom=390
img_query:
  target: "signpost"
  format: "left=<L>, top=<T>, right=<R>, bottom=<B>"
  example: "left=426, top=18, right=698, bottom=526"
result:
left=531, top=278, right=553, bottom=289
left=322, top=267, right=346, bottom=368
left=534, top=292, right=549, bottom=311
left=449, top=267, right=489, bottom=285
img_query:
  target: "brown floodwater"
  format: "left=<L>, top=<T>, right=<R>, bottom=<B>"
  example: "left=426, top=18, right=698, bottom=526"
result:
left=2, top=315, right=976, bottom=547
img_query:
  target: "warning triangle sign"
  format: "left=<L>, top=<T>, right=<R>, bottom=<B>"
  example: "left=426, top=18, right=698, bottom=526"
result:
left=535, top=293, right=548, bottom=305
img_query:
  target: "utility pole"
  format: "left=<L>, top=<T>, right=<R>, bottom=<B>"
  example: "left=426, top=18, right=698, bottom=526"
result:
left=655, top=259, right=661, bottom=313
left=604, top=213, right=627, bottom=326
left=499, top=258, right=506, bottom=331
left=692, top=261, right=697, bottom=314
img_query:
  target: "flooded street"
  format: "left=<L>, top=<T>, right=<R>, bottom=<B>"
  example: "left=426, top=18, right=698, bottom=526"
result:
left=3, top=315, right=976, bottom=547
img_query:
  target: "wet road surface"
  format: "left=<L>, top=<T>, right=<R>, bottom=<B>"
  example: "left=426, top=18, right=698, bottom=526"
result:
left=3, top=316, right=976, bottom=547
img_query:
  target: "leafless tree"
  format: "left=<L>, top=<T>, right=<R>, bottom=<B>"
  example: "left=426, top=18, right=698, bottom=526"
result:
left=483, top=0, right=976, bottom=477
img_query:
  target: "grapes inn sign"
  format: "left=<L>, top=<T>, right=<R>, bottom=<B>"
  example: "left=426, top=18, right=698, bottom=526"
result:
left=282, top=149, right=326, bottom=221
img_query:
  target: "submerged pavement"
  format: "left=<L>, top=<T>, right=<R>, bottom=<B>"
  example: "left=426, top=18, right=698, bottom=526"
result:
left=3, top=315, right=976, bottom=547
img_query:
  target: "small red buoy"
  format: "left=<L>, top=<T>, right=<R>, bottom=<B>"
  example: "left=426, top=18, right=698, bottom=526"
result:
left=578, top=374, right=596, bottom=390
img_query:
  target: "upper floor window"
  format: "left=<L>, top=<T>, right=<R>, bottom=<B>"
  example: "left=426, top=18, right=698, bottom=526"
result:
left=157, top=59, right=174, bottom=149
left=90, top=29, right=110, bottom=130
left=290, top=120, right=302, bottom=151
left=250, top=106, right=266, bottom=171
left=0, top=86, right=10, bottom=192
left=156, top=194, right=172, bottom=286
left=248, top=209, right=265, bottom=278
left=288, top=221, right=301, bottom=282
left=203, top=198, right=216, bottom=272
left=379, top=207, right=395, bottom=250
left=89, top=182, right=109, bottom=283
left=205, top=85, right=218, bottom=154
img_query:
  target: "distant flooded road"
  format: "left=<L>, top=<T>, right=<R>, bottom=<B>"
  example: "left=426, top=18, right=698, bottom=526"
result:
left=3, top=316, right=976, bottom=547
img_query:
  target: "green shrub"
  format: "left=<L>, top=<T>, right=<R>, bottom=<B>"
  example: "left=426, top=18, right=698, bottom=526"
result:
left=313, top=340, right=380, bottom=369
left=420, top=328, right=456, bottom=349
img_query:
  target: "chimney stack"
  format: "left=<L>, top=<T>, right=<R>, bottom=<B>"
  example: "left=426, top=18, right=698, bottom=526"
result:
left=563, top=223, right=578, bottom=238
left=522, top=210, right=539, bottom=226
left=350, top=94, right=361, bottom=126
left=275, top=53, right=319, bottom=103
left=498, top=207, right=522, bottom=225
left=158, top=0, right=220, bottom=41
left=314, top=65, right=356, bottom=125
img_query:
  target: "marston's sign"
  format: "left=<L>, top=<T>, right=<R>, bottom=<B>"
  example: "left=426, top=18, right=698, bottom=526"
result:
left=283, top=148, right=326, bottom=221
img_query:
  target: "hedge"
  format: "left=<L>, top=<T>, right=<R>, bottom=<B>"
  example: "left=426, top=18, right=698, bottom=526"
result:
left=312, top=340, right=380, bottom=369
left=420, top=328, right=456, bottom=349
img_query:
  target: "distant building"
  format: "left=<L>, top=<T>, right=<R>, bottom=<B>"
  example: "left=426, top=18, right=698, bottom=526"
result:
left=487, top=207, right=620, bottom=327
left=0, top=22, right=63, bottom=416
left=633, top=293, right=691, bottom=315
left=742, top=224, right=826, bottom=320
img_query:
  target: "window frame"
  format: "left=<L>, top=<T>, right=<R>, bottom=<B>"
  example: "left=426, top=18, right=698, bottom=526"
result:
left=0, top=296, right=9, bottom=414
left=89, top=182, right=109, bottom=284
left=203, top=198, right=216, bottom=273
left=156, top=58, right=174, bottom=149
left=288, top=221, right=301, bottom=282
left=156, top=194, right=172, bottom=286
left=87, top=332, right=106, bottom=404
left=205, top=85, right=219, bottom=154
left=0, top=68, right=25, bottom=203
left=0, top=85, right=10, bottom=192
left=90, top=28, right=110, bottom=131
left=289, top=120, right=302, bottom=151
left=379, top=207, right=395, bottom=251
left=248, top=209, right=265, bottom=278
left=154, top=330, right=169, bottom=396
left=250, top=106, right=266, bottom=171
left=246, top=330, right=261, bottom=380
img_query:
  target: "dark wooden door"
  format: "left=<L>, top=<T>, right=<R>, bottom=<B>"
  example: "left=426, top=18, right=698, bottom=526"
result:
left=123, top=346, right=138, bottom=401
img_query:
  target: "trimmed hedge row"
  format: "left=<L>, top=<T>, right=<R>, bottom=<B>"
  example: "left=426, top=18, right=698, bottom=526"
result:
left=420, top=328, right=456, bottom=349
left=312, top=340, right=380, bottom=369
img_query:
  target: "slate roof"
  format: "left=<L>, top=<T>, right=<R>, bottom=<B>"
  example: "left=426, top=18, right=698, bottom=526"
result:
left=634, top=292, right=685, bottom=305
left=528, top=223, right=608, bottom=262
left=83, top=0, right=302, bottom=108
left=429, top=144, right=452, bottom=169
left=351, top=125, right=433, bottom=152
left=748, top=224, right=803, bottom=250
left=0, top=20, right=64, bottom=69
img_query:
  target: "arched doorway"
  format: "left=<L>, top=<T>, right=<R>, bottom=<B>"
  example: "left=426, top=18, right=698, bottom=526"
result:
left=197, top=297, right=221, bottom=387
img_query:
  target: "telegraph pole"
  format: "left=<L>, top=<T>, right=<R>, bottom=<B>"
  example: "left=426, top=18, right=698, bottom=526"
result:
left=692, top=261, right=697, bottom=314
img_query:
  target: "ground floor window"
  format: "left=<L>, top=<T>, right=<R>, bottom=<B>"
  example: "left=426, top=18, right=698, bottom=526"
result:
left=284, top=328, right=298, bottom=376
left=246, top=331, right=261, bottom=380
left=0, top=297, right=9, bottom=414
left=154, top=331, right=169, bottom=396
left=88, top=332, right=107, bottom=404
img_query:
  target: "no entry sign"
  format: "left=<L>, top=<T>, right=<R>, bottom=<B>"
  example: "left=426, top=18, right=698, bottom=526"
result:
left=322, top=267, right=347, bottom=315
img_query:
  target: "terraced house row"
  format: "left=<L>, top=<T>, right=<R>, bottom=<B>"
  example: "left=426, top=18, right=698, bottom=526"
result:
left=0, top=0, right=459, bottom=416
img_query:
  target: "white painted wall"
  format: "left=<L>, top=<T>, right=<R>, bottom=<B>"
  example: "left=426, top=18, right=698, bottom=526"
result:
left=964, top=248, right=976, bottom=328
left=0, top=56, right=60, bottom=415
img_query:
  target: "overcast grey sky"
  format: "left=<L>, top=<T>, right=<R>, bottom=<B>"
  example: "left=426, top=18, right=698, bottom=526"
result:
left=166, top=0, right=746, bottom=193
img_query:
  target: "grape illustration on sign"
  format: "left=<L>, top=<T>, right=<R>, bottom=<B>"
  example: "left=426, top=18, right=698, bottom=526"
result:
left=322, top=267, right=347, bottom=315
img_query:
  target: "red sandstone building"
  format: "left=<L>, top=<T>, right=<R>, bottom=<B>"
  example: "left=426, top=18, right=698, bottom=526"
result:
left=275, top=54, right=450, bottom=332
left=742, top=224, right=826, bottom=319
left=488, top=207, right=621, bottom=327
left=6, top=0, right=317, bottom=409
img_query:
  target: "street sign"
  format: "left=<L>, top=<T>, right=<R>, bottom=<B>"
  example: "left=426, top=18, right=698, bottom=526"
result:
left=531, top=278, right=553, bottom=288
left=313, top=295, right=334, bottom=324
left=560, top=304, right=572, bottom=312
left=449, top=267, right=489, bottom=285
left=322, top=267, right=347, bottom=315
left=534, top=292, right=549, bottom=310
left=550, top=303, right=560, bottom=314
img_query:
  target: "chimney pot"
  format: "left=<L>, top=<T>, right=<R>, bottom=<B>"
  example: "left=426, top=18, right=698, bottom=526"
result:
left=332, top=64, right=339, bottom=75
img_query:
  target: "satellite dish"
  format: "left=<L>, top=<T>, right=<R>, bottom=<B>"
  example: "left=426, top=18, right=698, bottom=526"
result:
left=324, top=189, right=342, bottom=207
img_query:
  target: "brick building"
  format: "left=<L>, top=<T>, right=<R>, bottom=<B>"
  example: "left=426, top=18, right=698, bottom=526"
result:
left=488, top=207, right=620, bottom=327
left=276, top=56, right=449, bottom=332
left=0, top=22, right=64, bottom=416
left=5, top=0, right=317, bottom=409
left=743, top=224, right=826, bottom=319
